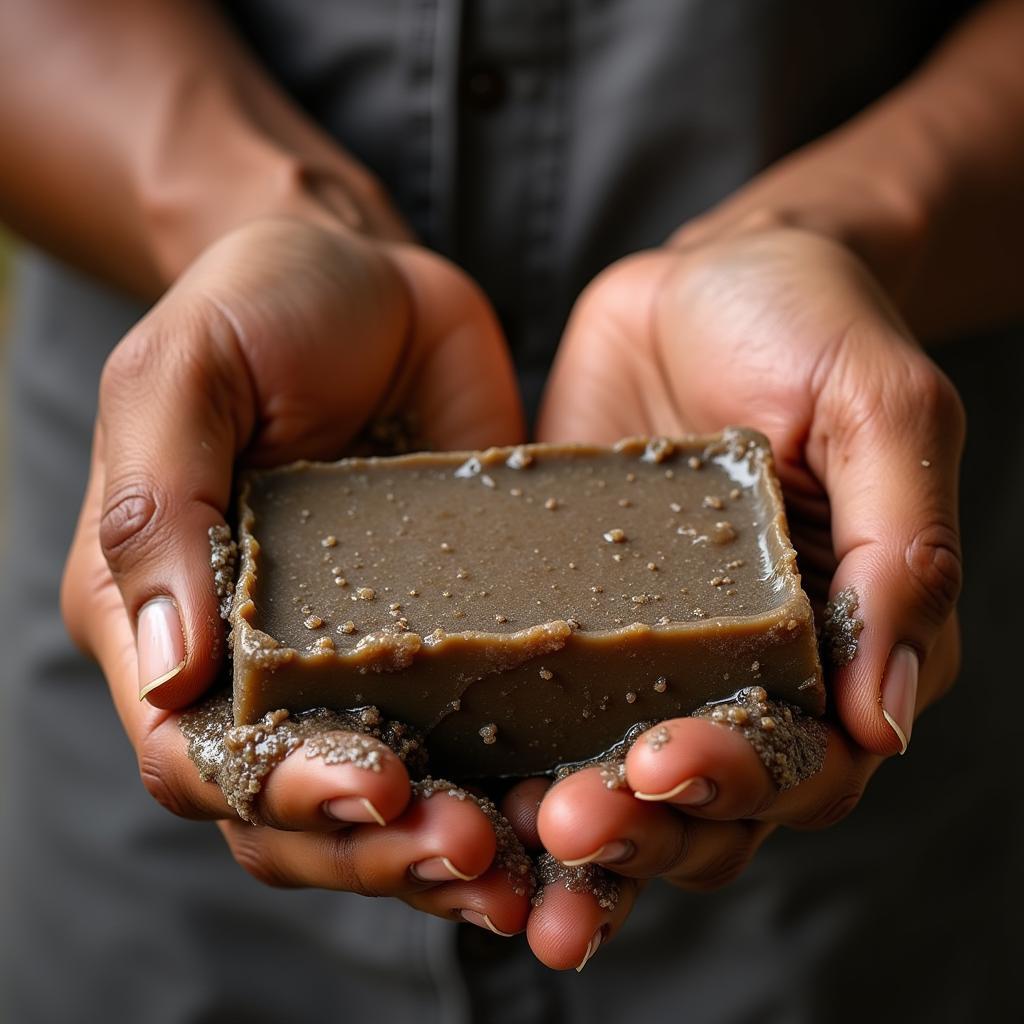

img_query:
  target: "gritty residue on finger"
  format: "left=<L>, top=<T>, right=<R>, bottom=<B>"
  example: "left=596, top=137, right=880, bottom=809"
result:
left=820, top=585, right=864, bottom=668
left=412, top=777, right=536, bottom=899
left=691, top=686, right=826, bottom=790
left=645, top=725, right=672, bottom=752
left=179, top=692, right=426, bottom=824
left=553, top=719, right=655, bottom=785
left=531, top=852, right=620, bottom=911
left=208, top=524, right=239, bottom=621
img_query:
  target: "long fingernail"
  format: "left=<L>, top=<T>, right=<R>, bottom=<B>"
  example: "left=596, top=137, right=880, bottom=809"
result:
left=634, top=777, right=715, bottom=805
left=137, top=597, right=186, bottom=700
left=881, top=644, right=918, bottom=755
left=460, top=910, right=516, bottom=937
left=410, top=857, right=479, bottom=883
left=324, top=796, right=387, bottom=826
left=576, top=928, right=604, bottom=972
left=562, top=839, right=634, bottom=867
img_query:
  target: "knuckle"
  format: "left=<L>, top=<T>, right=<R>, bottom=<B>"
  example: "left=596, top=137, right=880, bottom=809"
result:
left=99, top=330, right=152, bottom=400
left=137, top=744, right=192, bottom=820
left=906, top=359, right=965, bottom=434
left=681, top=849, right=755, bottom=892
left=905, top=522, right=963, bottom=626
left=648, top=822, right=692, bottom=878
left=224, top=826, right=292, bottom=889
left=98, top=488, right=163, bottom=578
left=789, top=788, right=863, bottom=832
left=321, top=832, right=383, bottom=896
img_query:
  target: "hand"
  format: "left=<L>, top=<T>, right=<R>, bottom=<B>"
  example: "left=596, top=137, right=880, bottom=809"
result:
left=522, top=226, right=963, bottom=968
left=61, top=217, right=531, bottom=934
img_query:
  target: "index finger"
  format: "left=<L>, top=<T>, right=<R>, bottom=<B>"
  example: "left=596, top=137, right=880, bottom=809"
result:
left=809, top=327, right=965, bottom=755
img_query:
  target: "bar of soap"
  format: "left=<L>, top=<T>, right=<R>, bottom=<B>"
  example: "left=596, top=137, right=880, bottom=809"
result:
left=229, top=428, right=824, bottom=778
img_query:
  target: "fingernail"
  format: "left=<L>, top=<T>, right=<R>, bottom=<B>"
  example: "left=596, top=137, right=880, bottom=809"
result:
left=324, top=796, right=387, bottom=826
left=562, top=840, right=634, bottom=867
left=460, top=910, right=516, bottom=937
left=881, top=644, right=918, bottom=755
left=576, top=928, right=604, bottom=972
left=137, top=598, right=185, bottom=700
left=410, top=857, right=479, bottom=883
left=634, top=777, right=715, bottom=805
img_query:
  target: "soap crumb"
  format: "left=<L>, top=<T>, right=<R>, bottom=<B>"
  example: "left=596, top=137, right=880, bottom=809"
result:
left=506, top=447, right=535, bottom=470
left=208, top=524, right=238, bottom=621
left=646, top=725, right=671, bottom=751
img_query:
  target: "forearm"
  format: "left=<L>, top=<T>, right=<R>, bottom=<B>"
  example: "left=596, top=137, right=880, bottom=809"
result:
left=675, top=0, right=1024, bottom=340
left=0, top=0, right=408, bottom=298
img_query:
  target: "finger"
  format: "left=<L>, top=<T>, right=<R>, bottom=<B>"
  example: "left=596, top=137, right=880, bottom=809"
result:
left=384, top=245, right=526, bottom=450
left=538, top=767, right=686, bottom=875
left=95, top=295, right=255, bottom=708
left=759, top=727, right=878, bottom=831
left=258, top=733, right=411, bottom=831
left=62, top=432, right=180, bottom=745
left=626, top=717, right=778, bottom=821
left=661, top=819, right=775, bottom=891
left=536, top=251, right=679, bottom=446
left=95, top=224, right=411, bottom=711
left=628, top=717, right=876, bottom=834
left=499, top=777, right=551, bottom=851
left=219, top=788, right=498, bottom=896
left=527, top=874, right=640, bottom=972
left=538, top=759, right=775, bottom=892
left=405, top=862, right=532, bottom=936
left=809, top=328, right=965, bottom=755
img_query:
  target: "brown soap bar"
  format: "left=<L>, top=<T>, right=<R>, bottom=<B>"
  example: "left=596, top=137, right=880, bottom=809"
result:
left=229, top=428, right=824, bottom=778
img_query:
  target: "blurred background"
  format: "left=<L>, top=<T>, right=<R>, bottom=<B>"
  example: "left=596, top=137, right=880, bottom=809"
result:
left=0, top=231, right=10, bottom=547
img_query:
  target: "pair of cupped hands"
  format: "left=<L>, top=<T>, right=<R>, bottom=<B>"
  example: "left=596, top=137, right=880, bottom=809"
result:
left=62, top=209, right=963, bottom=971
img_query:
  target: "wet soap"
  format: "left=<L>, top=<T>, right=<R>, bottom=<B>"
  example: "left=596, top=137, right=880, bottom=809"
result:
left=229, top=428, right=824, bottom=778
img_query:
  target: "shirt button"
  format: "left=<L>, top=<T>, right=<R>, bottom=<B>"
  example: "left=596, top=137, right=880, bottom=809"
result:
left=463, top=65, right=507, bottom=112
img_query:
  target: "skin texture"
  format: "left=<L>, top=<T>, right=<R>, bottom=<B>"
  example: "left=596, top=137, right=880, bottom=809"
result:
left=23, top=0, right=1024, bottom=973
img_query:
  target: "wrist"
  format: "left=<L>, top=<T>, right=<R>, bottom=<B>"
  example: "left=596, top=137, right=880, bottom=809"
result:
left=670, top=101, right=947, bottom=307
left=134, top=77, right=408, bottom=290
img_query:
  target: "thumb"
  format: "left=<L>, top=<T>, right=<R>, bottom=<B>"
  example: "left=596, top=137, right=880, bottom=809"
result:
left=94, top=298, right=256, bottom=709
left=810, top=324, right=965, bottom=756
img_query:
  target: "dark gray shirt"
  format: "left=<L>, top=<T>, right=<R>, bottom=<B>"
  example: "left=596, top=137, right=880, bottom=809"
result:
left=2, top=3, right=1020, bottom=1022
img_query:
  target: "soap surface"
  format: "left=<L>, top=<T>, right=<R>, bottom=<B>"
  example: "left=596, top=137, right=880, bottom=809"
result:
left=230, top=428, right=824, bottom=777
